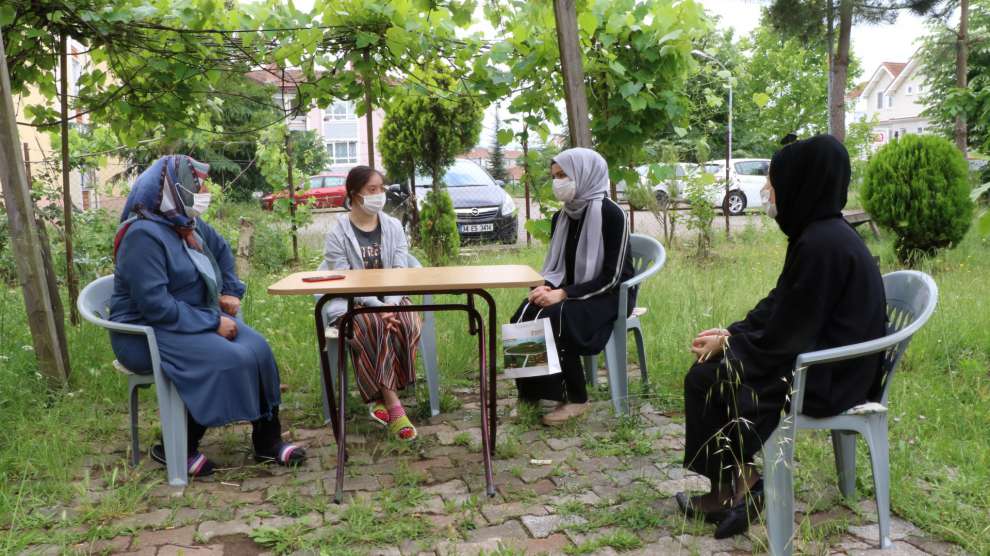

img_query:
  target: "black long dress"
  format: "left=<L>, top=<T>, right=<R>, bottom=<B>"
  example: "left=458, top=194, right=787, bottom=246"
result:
left=683, top=135, right=887, bottom=490
left=513, top=198, right=635, bottom=403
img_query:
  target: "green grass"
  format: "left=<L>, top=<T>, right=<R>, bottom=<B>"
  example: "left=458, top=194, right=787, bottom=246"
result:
left=1, top=206, right=989, bottom=552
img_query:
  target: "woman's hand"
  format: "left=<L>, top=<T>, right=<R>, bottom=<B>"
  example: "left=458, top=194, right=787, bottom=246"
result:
left=381, top=312, right=400, bottom=333
left=695, top=328, right=729, bottom=340
left=691, top=334, right=726, bottom=363
left=532, top=288, right=567, bottom=307
left=219, top=295, right=241, bottom=316
left=217, top=315, right=238, bottom=340
left=528, top=285, right=551, bottom=304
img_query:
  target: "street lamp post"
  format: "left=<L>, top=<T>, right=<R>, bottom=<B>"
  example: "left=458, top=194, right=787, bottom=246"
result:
left=692, top=49, right=732, bottom=238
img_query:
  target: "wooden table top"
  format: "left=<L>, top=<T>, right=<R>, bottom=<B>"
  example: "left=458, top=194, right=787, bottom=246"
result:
left=267, top=265, right=545, bottom=296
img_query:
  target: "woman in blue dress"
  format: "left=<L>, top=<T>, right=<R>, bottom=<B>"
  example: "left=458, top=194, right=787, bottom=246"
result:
left=109, top=155, right=305, bottom=476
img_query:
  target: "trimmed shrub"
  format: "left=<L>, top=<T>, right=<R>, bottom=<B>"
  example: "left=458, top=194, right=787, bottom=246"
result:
left=418, top=188, right=459, bottom=266
left=861, top=135, right=973, bottom=263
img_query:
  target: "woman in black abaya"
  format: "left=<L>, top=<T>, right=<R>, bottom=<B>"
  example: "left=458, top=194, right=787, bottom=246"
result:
left=677, top=135, right=887, bottom=538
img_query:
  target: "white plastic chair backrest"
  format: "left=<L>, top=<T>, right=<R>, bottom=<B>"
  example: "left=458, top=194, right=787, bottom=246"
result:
left=627, top=234, right=666, bottom=284
left=78, top=275, right=116, bottom=324
left=876, top=270, right=939, bottom=405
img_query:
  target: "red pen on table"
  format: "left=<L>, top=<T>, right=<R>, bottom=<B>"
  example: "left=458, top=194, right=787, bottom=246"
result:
left=302, top=274, right=346, bottom=283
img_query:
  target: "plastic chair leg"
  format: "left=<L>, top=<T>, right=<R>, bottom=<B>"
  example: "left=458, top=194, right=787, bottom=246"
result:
left=158, top=379, right=188, bottom=487
left=630, top=324, right=648, bottom=385
left=583, top=355, right=597, bottom=387
left=128, top=380, right=141, bottom=467
left=321, top=337, right=341, bottom=425
left=832, top=430, right=858, bottom=500
left=862, top=414, right=893, bottom=549
left=764, top=420, right=796, bottom=556
left=420, top=297, right=441, bottom=417
left=603, top=331, right=628, bottom=415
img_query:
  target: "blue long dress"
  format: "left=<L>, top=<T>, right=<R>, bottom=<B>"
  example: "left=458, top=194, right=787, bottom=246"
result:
left=109, top=218, right=281, bottom=428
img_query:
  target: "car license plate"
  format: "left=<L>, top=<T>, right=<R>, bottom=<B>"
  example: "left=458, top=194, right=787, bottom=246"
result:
left=460, top=223, right=494, bottom=233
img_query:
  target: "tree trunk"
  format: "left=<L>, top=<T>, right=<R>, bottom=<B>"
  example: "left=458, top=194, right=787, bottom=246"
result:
left=521, top=125, right=531, bottom=246
left=284, top=129, right=298, bottom=263
left=955, top=0, right=969, bottom=154
left=408, top=166, right=419, bottom=239
left=60, top=33, right=79, bottom=324
left=236, top=217, right=254, bottom=277
left=363, top=50, right=376, bottom=169
left=829, top=0, right=853, bottom=143
left=0, top=28, right=70, bottom=387
left=553, top=0, right=593, bottom=148
left=826, top=0, right=835, bottom=135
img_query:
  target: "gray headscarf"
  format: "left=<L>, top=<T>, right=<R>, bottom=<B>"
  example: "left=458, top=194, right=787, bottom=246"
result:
left=541, top=148, right=613, bottom=295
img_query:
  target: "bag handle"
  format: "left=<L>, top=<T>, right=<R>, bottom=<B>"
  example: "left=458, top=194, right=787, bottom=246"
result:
left=514, top=301, right=545, bottom=324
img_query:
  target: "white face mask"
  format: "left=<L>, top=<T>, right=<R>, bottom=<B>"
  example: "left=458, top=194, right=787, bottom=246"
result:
left=552, top=177, right=576, bottom=202
left=359, top=192, right=386, bottom=215
left=187, top=192, right=211, bottom=218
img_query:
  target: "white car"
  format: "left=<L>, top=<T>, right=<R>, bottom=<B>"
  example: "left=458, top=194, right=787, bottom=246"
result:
left=702, top=158, right=770, bottom=215
left=615, top=163, right=705, bottom=204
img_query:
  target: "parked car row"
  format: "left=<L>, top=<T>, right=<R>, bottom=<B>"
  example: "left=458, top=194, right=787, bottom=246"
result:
left=260, top=159, right=519, bottom=245
left=618, top=158, right=771, bottom=216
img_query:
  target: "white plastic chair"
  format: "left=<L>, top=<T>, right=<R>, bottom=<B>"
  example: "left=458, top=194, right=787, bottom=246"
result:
left=78, top=275, right=189, bottom=487
left=315, top=253, right=441, bottom=421
left=582, top=233, right=667, bottom=415
left=764, top=270, right=938, bottom=555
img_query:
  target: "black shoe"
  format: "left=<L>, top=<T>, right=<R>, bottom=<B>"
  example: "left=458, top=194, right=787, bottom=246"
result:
left=149, top=444, right=215, bottom=477
left=713, top=480, right=764, bottom=539
left=675, top=491, right=728, bottom=524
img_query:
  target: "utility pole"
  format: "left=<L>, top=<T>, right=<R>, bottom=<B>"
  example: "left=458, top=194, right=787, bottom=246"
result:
left=553, top=0, right=592, bottom=149
left=955, top=0, right=969, bottom=155
left=0, top=28, right=70, bottom=387
left=60, top=33, right=80, bottom=324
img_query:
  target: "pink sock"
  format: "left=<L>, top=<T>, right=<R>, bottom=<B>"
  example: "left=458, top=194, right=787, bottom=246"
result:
left=388, top=403, right=406, bottom=422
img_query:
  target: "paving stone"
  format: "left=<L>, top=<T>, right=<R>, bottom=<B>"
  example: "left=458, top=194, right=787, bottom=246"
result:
left=427, top=514, right=458, bottom=530
left=608, top=465, right=665, bottom=486
left=520, top=465, right=555, bottom=484
left=409, top=457, right=453, bottom=473
left=546, top=490, right=602, bottom=507
left=531, top=478, right=558, bottom=495
left=466, top=519, right=529, bottom=544
left=321, top=475, right=380, bottom=492
left=522, top=533, right=572, bottom=554
left=240, top=474, right=291, bottom=492
left=521, top=514, right=587, bottom=538
left=848, top=517, right=923, bottom=543
left=134, top=525, right=196, bottom=549
left=367, top=548, right=402, bottom=556
left=648, top=475, right=710, bottom=496
left=434, top=538, right=506, bottom=556
left=118, top=508, right=172, bottom=530
left=158, top=545, right=223, bottom=556
left=72, top=536, right=132, bottom=554
left=847, top=541, right=930, bottom=556
left=904, top=535, right=968, bottom=556
left=676, top=533, right=752, bottom=555
left=546, top=437, right=583, bottom=451
left=19, top=544, right=62, bottom=556
left=481, top=502, right=548, bottom=524
left=412, top=496, right=446, bottom=514
left=591, top=483, right=623, bottom=504
left=423, top=479, right=469, bottom=498
left=170, top=507, right=207, bottom=526
left=197, top=519, right=259, bottom=542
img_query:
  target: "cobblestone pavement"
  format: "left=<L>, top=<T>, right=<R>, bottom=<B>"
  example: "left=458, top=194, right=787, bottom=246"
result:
left=20, top=379, right=967, bottom=555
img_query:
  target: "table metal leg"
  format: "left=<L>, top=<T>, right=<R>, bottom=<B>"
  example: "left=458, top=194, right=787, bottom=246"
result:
left=477, top=290, right=499, bottom=454
left=314, top=295, right=339, bottom=442
left=334, top=301, right=353, bottom=504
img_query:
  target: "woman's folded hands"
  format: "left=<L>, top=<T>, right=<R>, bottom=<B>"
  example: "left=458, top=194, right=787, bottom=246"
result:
left=691, top=328, right=729, bottom=363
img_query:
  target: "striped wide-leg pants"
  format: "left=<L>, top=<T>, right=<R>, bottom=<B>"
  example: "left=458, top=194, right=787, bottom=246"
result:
left=347, top=298, right=422, bottom=403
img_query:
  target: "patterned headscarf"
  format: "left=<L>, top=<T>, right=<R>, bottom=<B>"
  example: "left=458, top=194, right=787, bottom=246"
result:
left=115, top=155, right=221, bottom=307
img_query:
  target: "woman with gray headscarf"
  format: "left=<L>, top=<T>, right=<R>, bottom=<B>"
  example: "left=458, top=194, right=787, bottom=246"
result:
left=512, top=147, right=634, bottom=426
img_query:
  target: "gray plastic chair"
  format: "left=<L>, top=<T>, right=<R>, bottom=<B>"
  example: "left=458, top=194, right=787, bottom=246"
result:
left=582, top=233, right=667, bottom=415
left=315, top=253, right=441, bottom=421
left=764, top=270, right=938, bottom=555
left=78, top=275, right=189, bottom=487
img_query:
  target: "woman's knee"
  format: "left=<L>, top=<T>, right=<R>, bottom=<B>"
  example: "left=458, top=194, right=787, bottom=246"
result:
left=684, top=362, right=717, bottom=394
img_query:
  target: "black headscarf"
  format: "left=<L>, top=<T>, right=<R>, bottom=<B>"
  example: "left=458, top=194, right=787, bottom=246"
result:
left=769, top=134, right=850, bottom=239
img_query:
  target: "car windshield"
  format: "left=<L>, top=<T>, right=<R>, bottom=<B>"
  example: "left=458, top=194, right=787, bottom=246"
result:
left=703, top=164, right=723, bottom=174
left=325, top=176, right=345, bottom=186
left=308, top=177, right=322, bottom=190
left=416, top=161, right=496, bottom=187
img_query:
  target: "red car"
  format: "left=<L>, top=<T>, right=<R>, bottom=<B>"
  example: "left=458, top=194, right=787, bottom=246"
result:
left=260, top=173, right=347, bottom=210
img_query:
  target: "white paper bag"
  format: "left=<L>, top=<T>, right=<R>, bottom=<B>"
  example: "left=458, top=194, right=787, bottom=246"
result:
left=501, top=304, right=561, bottom=379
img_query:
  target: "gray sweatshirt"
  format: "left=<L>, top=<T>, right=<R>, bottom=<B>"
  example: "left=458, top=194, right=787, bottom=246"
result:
left=321, top=212, right=409, bottom=323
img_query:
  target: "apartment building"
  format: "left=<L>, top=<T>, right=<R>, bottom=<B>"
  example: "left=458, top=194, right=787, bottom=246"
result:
left=847, top=53, right=931, bottom=149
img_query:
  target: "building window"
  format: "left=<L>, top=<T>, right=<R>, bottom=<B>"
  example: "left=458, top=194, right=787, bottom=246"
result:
left=327, top=101, right=356, bottom=121
left=887, top=95, right=894, bottom=108
left=327, top=141, right=358, bottom=165
left=900, top=128, right=907, bottom=136
left=876, top=92, right=883, bottom=110
left=907, top=85, right=914, bottom=95
left=917, top=127, right=925, bottom=134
